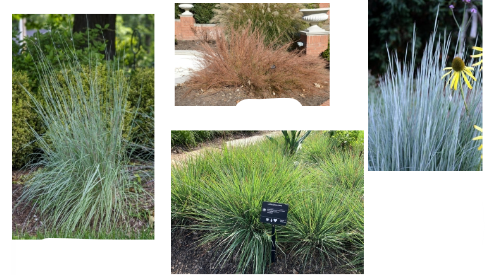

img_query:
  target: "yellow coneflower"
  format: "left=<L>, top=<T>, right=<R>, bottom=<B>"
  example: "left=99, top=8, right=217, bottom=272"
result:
left=471, top=46, right=483, bottom=70
left=473, top=125, right=483, bottom=159
left=441, top=57, right=476, bottom=90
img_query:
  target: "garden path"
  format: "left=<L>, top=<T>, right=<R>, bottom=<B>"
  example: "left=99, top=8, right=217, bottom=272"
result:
left=171, top=131, right=281, bottom=165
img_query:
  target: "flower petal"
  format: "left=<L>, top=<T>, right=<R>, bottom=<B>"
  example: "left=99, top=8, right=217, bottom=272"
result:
left=453, top=72, right=459, bottom=90
left=462, top=72, right=473, bottom=89
left=441, top=70, right=452, bottom=79
left=472, top=46, right=483, bottom=51
left=474, top=125, right=483, bottom=132
left=463, top=68, right=477, bottom=81
left=472, top=136, right=483, bottom=140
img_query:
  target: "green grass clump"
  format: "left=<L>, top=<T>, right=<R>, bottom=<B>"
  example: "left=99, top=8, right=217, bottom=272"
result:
left=16, top=29, right=153, bottom=235
left=172, top=131, right=364, bottom=273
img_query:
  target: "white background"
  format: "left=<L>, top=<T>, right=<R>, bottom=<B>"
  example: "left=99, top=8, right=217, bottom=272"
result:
left=2, top=0, right=485, bottom=274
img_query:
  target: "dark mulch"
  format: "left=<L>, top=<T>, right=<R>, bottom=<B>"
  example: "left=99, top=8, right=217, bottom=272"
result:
left=175, top=40, right=217, bottom=51
left=12, top=183, right=43, bottom=235
left=171, top=228, right=356, bottom=274
left=175, top=80, right=330, bottom=106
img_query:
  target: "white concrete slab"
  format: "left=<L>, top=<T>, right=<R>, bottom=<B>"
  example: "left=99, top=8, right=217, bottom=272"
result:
left=175, top=50, right=204, bottom=85
left=236, top=98, right=302, bottom=107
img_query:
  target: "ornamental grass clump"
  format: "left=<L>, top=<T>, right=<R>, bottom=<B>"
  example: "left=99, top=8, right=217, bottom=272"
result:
left=368, top=23, right=482, bottom=171
left=172, top=132, right=364, bottom=273
left=210, top=3, right=307, bottom=47
left=186, top=24, right=326, bottom=96
left=16, top=29, right=149, bottom=234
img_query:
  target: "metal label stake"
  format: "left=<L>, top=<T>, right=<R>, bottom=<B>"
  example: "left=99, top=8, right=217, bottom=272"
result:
left=271, top=225, right=276, bottom=263
left=260, top=201, right=289, bottom=264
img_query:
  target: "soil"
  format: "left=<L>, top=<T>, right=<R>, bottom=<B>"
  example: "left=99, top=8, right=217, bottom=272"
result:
left=175, top=40, right=217, bottom=51
left=12, top=166, right=155, bottom=237
left=171, top=228, right=356, bottom=274
left=175, top=65, right=330, bottom=106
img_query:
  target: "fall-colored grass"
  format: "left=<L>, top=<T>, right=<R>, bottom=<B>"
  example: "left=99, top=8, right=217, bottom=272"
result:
left=186, top=25, right=326, bottom=96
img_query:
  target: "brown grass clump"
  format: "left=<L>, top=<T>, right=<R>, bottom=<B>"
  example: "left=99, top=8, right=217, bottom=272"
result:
left=186, top=25, right=326, bottom=96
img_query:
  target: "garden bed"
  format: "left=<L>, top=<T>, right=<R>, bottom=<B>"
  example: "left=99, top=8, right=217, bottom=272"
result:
left=12, top=167, right=155, bottom=239
left=171, top=131, right=364, bottom=274
left=175, top=61, right=330, bottom=106
left=171, top=228, right=354, bottom=274
left=175, top=40, right=217, bottom=51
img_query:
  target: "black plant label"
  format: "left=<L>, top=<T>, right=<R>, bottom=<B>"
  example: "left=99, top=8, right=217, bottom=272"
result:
left=260, top=201, right=288, bottom=226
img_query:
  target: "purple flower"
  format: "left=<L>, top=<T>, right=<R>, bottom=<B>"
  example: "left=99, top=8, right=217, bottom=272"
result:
left=463, top=0, right=471, bottom=3
left=470, top=8, right=477, bottom=13
left=449, top=5, right=454, bottom=9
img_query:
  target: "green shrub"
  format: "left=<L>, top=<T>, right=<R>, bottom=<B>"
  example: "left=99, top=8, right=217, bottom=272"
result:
left=171, top=131, right=257, bottom=148
left=193, top=3, right=218, bottom=24
left=368, top=0, right=482, bottom=75
left=12, top=70, right=37, bottom=169
left=13, top=27, right=106, bottom=98
left=128, top=68, right=155, bottom=147
left=210, top=3, right=308, bottom=46
left=175, top=3, right=219, bottom=23
left=328, top=131, right=362, bottom=149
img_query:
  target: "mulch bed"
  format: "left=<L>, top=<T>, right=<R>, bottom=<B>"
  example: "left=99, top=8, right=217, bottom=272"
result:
left=175, top=60, right=330, bottom=106
left=12, top=168, right=155, bottom=237
left=175, top=41, right=330, bottom=106
left=171, top=228, right=356, bottom=274
left=175, top=40, right=217, bottom=51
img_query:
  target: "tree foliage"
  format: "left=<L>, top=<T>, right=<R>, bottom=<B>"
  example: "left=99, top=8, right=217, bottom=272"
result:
left=368, top=0, right=482, bottom=76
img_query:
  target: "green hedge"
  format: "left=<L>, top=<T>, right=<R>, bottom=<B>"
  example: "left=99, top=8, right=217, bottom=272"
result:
left=128, top=68, right=155, bottom=147
left=175, top=3, right=218, bottom=24
left=171, top=131, right=257, bottom=148
left=12, top=67, right=154, bottom=169
left=368, top=0, right=482, bottom=75
left=12, top=70, right=38, bottom=169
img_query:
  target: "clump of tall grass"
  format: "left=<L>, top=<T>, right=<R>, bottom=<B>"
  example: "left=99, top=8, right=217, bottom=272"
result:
left=210, top=3, right=307, bottom=47
left=186, top=24, right=326, bottom=96
left=172, top=132, right=364, bottom=273
left=283, top=186, right=360, bottom=273
left=16, top=29, right=151, bottom=234
left=368, top=24, right=482, bottom=171
left=173, top=142, right=304, bottom=273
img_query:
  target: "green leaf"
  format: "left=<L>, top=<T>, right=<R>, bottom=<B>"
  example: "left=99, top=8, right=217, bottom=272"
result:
left=95, top=24, right=102, bottom=29
left=104, top=23, right=110, bottom=29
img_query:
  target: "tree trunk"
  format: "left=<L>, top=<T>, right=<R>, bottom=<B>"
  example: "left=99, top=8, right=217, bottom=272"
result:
left=73, top=14, right=116, bottom=60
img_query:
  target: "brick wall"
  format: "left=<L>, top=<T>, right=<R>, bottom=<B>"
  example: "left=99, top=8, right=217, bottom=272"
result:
left=175, top=3, right=329, bottom=56
left=300, top=34, right=329, bottom=56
